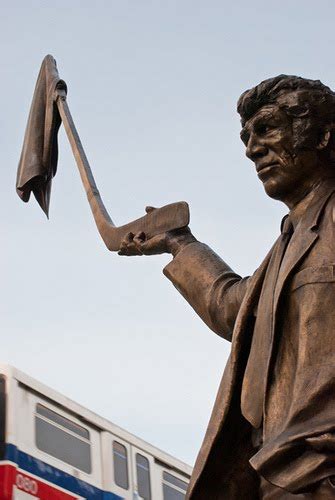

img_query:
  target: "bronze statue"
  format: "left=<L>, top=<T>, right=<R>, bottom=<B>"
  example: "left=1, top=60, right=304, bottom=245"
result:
left=119, top=76, right=335, bottom=499
left=17, top=60, right=335, bottom=498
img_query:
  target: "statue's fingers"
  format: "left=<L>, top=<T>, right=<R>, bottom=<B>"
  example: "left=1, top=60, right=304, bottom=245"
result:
left=119, top=232, right=134, bottom=248
left=135, top=231, right=146, bottom=239
left=118, top=243, right=129, bottom=256
left=125, top=232, right=134, bottom=243
left=118, top=244, right=142, bottom=256
left=119, top=232, right=133, bottom=250
left=118, top=232, right=142, bottom=256
left=145, top=206, right=157, bottom=214
left=118, top=240, right=131, bottom=255
left=132, top=232, right=145, bottom=251
left=140, top=234, right=166, bottom=255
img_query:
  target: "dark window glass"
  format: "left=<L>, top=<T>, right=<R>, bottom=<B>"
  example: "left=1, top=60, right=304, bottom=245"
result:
left=113, top=441, right=129, bottom=490
left=136, top=453, right=151, bottom=500
left=163, top=472, right=188, bottom=500
left=36, top=404, right=89, bottom=439
left=163, top=485, right=186, bottom=500
left=35, top=406, right=91, bottom=473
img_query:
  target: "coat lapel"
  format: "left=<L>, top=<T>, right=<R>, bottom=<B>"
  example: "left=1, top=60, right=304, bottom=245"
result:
left=273, top=186, right=335, bottom=316
left=272, top=226, right=317, bottom=312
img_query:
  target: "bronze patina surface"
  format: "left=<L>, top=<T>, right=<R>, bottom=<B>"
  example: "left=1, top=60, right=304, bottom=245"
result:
left=120, top=76, right=335, bottom=499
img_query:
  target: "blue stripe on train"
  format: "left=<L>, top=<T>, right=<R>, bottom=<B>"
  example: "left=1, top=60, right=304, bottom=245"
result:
left=3, top=443, right=123, bottom=499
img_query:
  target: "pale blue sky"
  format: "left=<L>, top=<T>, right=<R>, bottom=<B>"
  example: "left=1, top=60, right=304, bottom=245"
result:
left=2, top=0, right=335, bottom=465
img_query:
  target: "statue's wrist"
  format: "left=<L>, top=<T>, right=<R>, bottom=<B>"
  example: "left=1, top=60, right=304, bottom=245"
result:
left=169, top=234, right=197, bottom=257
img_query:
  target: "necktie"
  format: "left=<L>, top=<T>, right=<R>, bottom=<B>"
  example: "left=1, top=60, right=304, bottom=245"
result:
left=241, top=216, right=293, bottom=429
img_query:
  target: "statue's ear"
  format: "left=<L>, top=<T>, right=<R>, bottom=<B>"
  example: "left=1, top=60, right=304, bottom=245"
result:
left=317, top=127, right=331, bottom=150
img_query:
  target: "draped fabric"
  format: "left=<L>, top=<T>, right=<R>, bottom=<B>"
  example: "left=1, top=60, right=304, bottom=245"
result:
left=16, top=55, right=67, bottom=216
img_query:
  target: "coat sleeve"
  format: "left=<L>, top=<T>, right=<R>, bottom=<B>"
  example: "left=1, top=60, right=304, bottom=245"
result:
left=163, top=241, right=250, bottom=341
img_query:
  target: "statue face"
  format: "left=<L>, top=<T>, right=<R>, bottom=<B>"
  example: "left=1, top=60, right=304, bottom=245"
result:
left=240, top=103, right=320, bottom=207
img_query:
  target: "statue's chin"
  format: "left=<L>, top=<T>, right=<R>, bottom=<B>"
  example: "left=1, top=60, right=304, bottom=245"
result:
left=262, top=180, right=289, bottom=203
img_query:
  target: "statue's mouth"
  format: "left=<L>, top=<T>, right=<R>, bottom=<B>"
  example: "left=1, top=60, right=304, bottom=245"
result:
left=257, top=162, right=280, bottom=180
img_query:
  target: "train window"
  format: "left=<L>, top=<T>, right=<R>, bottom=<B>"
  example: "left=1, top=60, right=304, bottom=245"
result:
left=113, top=441, right=129, bottom=489
left=136, top=453, right=151, bottom=500
left=163, top=471, right=188, bottom=500
left=35, top=404, right=91, bottom=473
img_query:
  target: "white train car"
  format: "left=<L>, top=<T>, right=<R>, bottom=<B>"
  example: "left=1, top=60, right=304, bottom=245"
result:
left=0, top=364, right=192, bottom=499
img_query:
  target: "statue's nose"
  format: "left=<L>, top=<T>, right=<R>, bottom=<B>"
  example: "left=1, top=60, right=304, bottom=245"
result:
left=246, top=135, right=267, bottom=161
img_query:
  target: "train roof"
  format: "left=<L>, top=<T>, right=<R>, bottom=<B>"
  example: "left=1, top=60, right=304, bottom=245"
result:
left=0, top=363, right=192, bottom=477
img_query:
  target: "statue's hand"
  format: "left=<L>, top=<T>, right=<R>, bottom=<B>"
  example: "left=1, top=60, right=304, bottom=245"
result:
left=118, top=206, right=196, bottom=257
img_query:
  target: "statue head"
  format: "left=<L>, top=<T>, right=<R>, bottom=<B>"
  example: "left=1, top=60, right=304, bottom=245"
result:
left=237, top=75, right=335, bottom=206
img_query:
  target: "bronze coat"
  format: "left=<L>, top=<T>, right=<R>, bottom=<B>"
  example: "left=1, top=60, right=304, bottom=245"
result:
left=164, top=183, right=335, bottom=499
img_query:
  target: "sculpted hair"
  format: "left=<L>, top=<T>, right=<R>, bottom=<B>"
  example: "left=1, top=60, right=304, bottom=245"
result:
left=237, top=75, right=335, bottom=165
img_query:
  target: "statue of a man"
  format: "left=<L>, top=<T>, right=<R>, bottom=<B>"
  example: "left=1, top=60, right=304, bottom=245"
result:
left=119, top=76, right=335, bottom=499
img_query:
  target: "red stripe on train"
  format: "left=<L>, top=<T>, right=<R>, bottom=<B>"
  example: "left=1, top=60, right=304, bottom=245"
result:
left=0, top=463, right=79, bottom=499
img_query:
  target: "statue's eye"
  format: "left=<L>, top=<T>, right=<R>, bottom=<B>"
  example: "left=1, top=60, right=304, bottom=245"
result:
left=256, top=123, right=271, bottom=135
